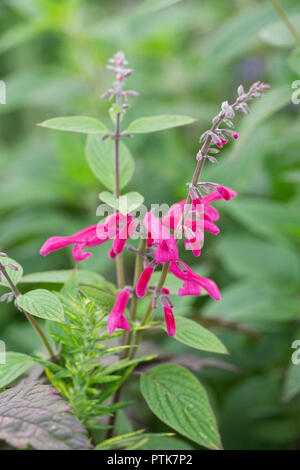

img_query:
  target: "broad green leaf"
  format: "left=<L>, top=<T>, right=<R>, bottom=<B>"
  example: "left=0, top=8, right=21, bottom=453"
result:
left=17, top=289, right=64, bottom=323
left=127, top=115, right=197, bottom=134
left=288, top=48, right=300, bottom=74
left=172, top=316, right=228, bottom=354
left=79, top=286, right=115, bottom=315
left=260, top=14, right=300, bottom=47
left=137, top=0, right=183, bottom=15
left=0, top=256, right=23, bottom=288
left=21, top=269, right=106, bottom=286
left=0, top=352, right=35, bottom=388
left=38, top=116, right=109, bottom=135
left=86, top=136, right=134, bottom=190
left=140, top=364, right=222, bottom=449
left=207, top=3, right=279, bottom=64
left=99, top=191, right=144, bottom=215
left=283, top=361, right=300, bottom=401
left=228, top=198, right=300, bottom=240
left=217, top=236, right=300, bottom=286
left=204, top=280, right=300, bottom=323
left=0, top=381, right=91, bottom=450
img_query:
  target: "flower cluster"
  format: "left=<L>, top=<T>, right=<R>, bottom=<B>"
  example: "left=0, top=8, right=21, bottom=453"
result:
left=40, top=66, right=269, bottom=338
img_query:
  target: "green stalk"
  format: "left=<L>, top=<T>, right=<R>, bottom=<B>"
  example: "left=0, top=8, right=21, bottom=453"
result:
left=270, top=0, right=300, bottom=47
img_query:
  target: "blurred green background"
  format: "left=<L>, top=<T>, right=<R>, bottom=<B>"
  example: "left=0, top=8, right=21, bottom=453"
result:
left=1, top=0, right=300, bottom=450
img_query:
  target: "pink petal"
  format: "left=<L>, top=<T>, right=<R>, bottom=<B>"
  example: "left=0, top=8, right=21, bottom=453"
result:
left=163, top=305, right=176, bottom=337
left=136, top=266, right=154, bottom=298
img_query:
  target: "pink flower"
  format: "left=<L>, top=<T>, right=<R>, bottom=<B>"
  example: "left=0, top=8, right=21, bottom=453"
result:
left=144, top=211, right=179, bottom=263
left=112, top=215, right=138, bottom=255
left=155, top=238, right=178, bottom=263
left=136, top=266, right=155, bottom=298
left=163, top=305, right=176, bottom=337
left=107, top=289, right=131, bottom=335
left=40, top=224, right=111, bottom=262
left=170, top=260, right=221, bottom=300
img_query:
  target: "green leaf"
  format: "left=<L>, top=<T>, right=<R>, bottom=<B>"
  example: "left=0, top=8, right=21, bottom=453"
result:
left=127, top=114, right=197, bottom=134
left=204, top=280, right=300, bottom=323
left=228, top=198, right=300, bottom=240
left=86, top=136, right=134, bottom=190
left=79, top=286, right=115, bottom=315
left=99, top=191, right=144, bottom=215
left=283, top=344, right=300, bottom=401
left=288, top=48, right=300, bottom=74
left=172, top=316, right=228, bottom=354
left=38, top=116, right=109, bottom=134
left=17, top=289, right=64, bottom=323
left=21, top=269, right=106, bottom=286
left=260, top=14, right=300, bottom=47
left=217, top=236, right=300, bottom=286
left=0, top=381, right=91, bottom=450
left=0, top=352, right=35, bottom=388
left=137, top=0, right=183, bottom=15
left=0, top=256, right=23, bottom=288
left=140, top=364, right=222, bottom=449
left=95, top=430, right=173, bottom=450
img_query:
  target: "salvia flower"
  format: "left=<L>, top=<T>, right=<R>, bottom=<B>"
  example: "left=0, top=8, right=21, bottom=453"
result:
left=136, top=265, right=155, bottom=298
left=163, top=305, right=176, bottom=337
left=107, top=289, right=131, bottom=335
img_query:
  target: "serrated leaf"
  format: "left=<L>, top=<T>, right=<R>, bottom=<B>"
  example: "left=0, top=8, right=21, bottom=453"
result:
left=140, top=364, right=221, bottom=449
left=0, top=256, right=23, bottom=288
left=38, top=116, right=109, bottom=134
left=128, top=114, right=196, bottom=134
left=0, top=381, right=91, bottom=450
left=86, top=136, right=134, bottom=190
left=99, top=191, right=144, bottom=215
left=17, top=289, right=64, bottom=323
left=172, top=316, right=228, bottom=354
left=0, top=352, right=35, bottom=388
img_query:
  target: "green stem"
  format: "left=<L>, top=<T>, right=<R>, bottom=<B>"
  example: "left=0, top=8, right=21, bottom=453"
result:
left=0, top=263, right=55, bottom=359
left=270, top=0, right=300, bottom=47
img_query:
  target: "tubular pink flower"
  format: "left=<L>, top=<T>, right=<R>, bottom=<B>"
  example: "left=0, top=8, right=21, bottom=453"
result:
left=107, top=289, right=131, bottom=335
left=136, top=266, right=155, bottom=298
left=163, top=305, right=176, bottom=337
left=40, top=224, right=111, bottom=262
left=202, top=186, right=238, bottom=204
left=155, top=238, right=178, bottom=263
left=112, top=216, right=137, bottom=255
left=170, top=260, right=221, bottom=301
left=178, top=280, right=202, bottom=296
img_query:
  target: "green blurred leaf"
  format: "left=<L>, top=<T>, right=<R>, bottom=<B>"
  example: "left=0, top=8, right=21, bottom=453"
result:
left=128, top=115, right=197, bottom=134
left=85, top=136, right=134, bottom=191
left=204, top=280, right=300, bottom=323
left=140, top=364, right=222, bottom=449
left=0, top=352, right=35, bottom=388
left=288, top=48, right=300, bottom=74
left=217, top=236, right=300, bottom=286
left=38, top=116, right=109, bottom=134
left=21, top=269, right=107, bottom=286
left=172, top=316, right=228, bottom=354
left=99, top=191, right=144, bottom=215
left=228, top=198, right=300, bottom=240
left=17, top=289, right=64, bottom=323
left=0, top=256, right=23, bottom=288
left=260, top=13, right=300, bottom=47
left=137, top=0, right=183, bottom=15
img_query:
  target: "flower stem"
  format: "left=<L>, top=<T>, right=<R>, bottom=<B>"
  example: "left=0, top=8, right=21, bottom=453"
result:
left=0, top=263, right=55, bottom=359
left=270, top=0, right=300, bottom=48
